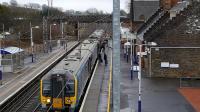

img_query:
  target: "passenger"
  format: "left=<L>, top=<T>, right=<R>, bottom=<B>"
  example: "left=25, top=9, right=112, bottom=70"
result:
left=100, top=43, right=105, bottom=53
left=98, top=53, right=103, bottom=63
left=104, top=53, right=108, bottom=66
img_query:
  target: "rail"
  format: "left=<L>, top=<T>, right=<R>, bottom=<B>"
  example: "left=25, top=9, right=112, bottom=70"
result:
left=15, top=84, right=39, bottom=112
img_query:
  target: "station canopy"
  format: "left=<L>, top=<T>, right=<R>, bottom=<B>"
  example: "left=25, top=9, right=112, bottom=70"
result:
left=0, top=47, right=24, bottom=54
left=120, top=27, right=130, bottom=35
left=121, top=27, right=136, bottom=40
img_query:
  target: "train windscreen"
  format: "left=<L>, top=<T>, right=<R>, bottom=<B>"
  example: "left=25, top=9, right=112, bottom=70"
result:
left=42, top=80, right=51, bottom=96
left=52, top=75, right=64, bottom=98
left=65, top=81, right=75, bottom=97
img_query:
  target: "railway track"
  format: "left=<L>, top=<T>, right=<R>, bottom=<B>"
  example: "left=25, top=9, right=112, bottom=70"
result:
left=33, top=104, right=42, bottom=112
left=12, top=83, right=39, bottom=112
left=0, top=42, right=79, bottom=112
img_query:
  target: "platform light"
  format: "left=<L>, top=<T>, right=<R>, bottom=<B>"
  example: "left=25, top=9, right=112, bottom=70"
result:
left=137, top=41, right=157, bottom=112
left=30, top=22, right=39, bottom=63
left=49, top=23, right=56, bottom=52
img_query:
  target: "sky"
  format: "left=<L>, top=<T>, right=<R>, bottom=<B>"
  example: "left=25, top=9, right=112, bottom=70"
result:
left=0, top=0, right=130, bottom=13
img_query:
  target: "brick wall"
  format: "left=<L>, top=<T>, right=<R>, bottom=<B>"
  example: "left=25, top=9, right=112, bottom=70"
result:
left=160, top=0, right=180, bottom=10
left=150, top=48, right=200, bottom=78
left=143, top=2, right=200, bottom=77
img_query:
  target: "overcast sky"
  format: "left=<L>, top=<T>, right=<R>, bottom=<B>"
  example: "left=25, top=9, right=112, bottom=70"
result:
left=0, top=0, right=130, bottom=13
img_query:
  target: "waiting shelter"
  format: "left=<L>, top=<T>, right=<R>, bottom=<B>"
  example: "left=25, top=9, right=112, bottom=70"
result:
left=0, top=47, right=24, bottom=72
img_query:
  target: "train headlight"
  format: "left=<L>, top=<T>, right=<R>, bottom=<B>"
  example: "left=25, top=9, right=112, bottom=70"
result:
left=67, top=99, right=71, bottom=103
left=47, top=99, right=51, bottom=103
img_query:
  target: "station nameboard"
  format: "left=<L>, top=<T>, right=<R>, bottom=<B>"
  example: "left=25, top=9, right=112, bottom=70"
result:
left=161, top=62, right=169, bottom=68
left=170, top=64, right=179, bottom=68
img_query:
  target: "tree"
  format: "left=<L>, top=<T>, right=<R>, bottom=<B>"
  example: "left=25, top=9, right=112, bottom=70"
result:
left=120, top=10, right=127, bottom=16
left=10, top=0, right=18, bottom=7
left=42, top=4, right=48, bottom=16
left=0, top=4, right=12, bottom=31
left=86, top=8, right=98, bottom=15
left=2, top=2, right=9, bottom=6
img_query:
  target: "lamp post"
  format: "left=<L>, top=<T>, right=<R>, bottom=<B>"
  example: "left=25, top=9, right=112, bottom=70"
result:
left=30, top=22, right=39, bottom=63
left=0, top=24, right=4, bottom=85
left=137, top=41, right=157, bottom=112
left=130, top=33, right=136, bottom=80
left=61, top=22, right=64, bottom=47
left=49, top=23, right=56, bottom=52
left=18, top=32, right=21, bottom=66
left=0, top=24, right=4, bottom=68
left=126, top=32, right=129, bottom=63
left=78, top=22, right=80, bottom=41
left=61, top=22, right=68, bottom=50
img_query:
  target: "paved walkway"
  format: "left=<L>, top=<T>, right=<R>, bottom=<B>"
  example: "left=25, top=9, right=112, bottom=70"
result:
left=81, top=41, right=112, bottom=112
left=80, top=40, right=196, bottom=112
left=0, top=41, right=78, bottom=105
left=98, top=46, right=112, bottom=112
left=120, top=49, right=195, bottom=112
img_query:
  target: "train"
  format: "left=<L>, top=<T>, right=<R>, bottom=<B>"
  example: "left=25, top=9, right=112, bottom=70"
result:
left=40, top=30, right=104, bottom=111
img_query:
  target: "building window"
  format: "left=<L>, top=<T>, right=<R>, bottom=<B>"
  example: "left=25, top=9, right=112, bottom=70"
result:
left=139, top=15, right=145, bottom=21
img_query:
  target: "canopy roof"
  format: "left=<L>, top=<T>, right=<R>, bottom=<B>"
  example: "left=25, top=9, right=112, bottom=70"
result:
left=0, top=47, right=24, bottom=54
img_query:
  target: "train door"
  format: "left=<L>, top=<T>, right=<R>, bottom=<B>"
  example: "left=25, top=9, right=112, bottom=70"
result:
left=88, top=57, right=92, bottom=73
left=51, top=74, right=65, bottom=110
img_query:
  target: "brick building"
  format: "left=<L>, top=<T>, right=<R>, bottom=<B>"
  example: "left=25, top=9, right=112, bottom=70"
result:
left=132, top=0, right=160, bottom=22
left=130, top=0, right=180, bottom=32
left=160, top=0, right=180, bottom=10
left=142, top=1, right=200, bottom=78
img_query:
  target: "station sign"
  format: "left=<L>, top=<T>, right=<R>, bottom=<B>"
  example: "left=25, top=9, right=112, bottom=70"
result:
left=137, top=51, right=147, bottom=56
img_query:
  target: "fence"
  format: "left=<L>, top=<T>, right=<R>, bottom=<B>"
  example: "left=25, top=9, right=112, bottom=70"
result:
left=180, top=77, right=200, bottom=88
left=23, top=40, right=61, bottom=57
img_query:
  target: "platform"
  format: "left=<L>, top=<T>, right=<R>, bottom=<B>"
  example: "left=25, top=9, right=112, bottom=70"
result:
left=80, top=41, right=112, bottom=112
left=0, top=41, right=78, bottom=106
left=80, top=40, right=195, bottom=112
left=119, top=49, right=195, bottom=112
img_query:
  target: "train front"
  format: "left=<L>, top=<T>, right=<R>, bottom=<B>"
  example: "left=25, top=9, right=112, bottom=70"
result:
left=40, top=70, right=77, bottom=111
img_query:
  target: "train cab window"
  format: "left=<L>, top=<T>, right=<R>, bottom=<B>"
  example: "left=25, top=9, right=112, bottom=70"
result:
left=65, top=81, right=75, bottom=97
left=42, top=81, right=51, bottom=96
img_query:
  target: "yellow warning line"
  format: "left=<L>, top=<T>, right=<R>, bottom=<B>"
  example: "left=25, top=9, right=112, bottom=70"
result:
left=107, top=51, right=112, bottom=112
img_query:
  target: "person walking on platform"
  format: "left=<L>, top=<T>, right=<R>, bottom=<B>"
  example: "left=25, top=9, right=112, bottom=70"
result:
left=104, top=53, right=108, bottom=66
left=98, top=53, right=103, bottom=63
left=100, top=42, right=105, bottom=53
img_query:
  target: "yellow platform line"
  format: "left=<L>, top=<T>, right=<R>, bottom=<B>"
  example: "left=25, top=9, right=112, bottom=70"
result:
left=107, top=51, right=112, bottom=112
